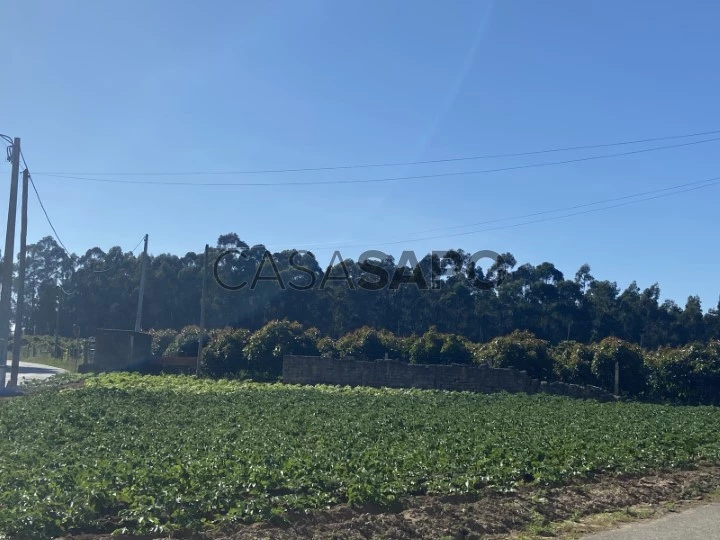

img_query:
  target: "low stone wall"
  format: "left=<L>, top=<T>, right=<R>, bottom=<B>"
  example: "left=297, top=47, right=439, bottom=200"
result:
left=282, top=355, right=615, bottom=401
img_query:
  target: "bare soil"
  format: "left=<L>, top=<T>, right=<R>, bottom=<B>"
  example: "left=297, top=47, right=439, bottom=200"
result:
left=58, top=465, right=720, bottom=540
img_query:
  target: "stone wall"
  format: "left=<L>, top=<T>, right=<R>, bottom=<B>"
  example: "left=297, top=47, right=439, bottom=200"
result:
left=282, top=355, right=614, bottom=401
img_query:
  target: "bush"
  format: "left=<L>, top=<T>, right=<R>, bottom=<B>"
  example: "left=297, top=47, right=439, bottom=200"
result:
left=475, top=330, right=552, bottom=380
left=165, top=326, right=209, bottom=357
left=551, top=341, right=596, bottom=386
left=590, top=337, right=647, bottom=397
left=201, top=328, right=251, bottom=377
left=336, top=327, right=389, bottom=361
left=244, top=320, right=319, bottom=378
left=149, top=329, right=177, bottom=357
left=316, top=336, right=337, bottom=357
left=646, top=342, right=720, bottom=404
left=409, top=327, right=473, bottom=365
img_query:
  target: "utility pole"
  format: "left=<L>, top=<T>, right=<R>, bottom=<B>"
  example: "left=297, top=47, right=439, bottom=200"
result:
left=614, top=360, right=620, bottom=396
left=0, top=137, right=20, bottom=388
left=134, top=234, right=148, bottom=332
left=54, top=293, right=61, bottom=358
left=9, top=169, right=29, bottom=386
left=196, top=244, right=208, bottom=376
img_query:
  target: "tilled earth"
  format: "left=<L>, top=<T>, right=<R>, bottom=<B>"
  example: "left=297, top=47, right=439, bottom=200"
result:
left=59, top=465, right=720, bottom=540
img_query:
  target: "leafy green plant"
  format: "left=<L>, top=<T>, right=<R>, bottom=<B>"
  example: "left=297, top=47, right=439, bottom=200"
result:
left=149, top=329, right=178, bottom=357
left=164, top=325, right=209, bottom=357
left=590, top=337, right=647, bottom=396
left=201, top=327, right=251, bottom=377
left=475, top=330, right=553, bottom=379
left=409, top=326, right=473, bottom=365
left=244, top=320, right=318, bottom=377
left=551, top=341, right=596, bottom=386
left=1, top=373, right=719, bottom=538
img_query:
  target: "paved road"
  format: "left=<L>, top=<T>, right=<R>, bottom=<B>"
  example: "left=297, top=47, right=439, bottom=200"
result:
left=3, top=361, right=67, bottom=387
left=583, top=503, right=720, bottom=539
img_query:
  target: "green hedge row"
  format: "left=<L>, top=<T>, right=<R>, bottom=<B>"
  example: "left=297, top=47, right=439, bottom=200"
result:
left=148, top=322, right=720, bottom=405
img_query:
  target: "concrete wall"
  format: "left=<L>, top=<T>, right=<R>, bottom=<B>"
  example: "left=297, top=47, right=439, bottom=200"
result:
left=282, top=355, right=614, bottom=401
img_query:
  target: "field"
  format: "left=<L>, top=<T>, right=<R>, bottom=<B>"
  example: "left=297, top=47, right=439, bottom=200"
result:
left=1, top=374, right=720, bottom=539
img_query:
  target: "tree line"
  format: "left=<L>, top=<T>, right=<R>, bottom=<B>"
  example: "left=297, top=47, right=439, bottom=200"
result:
left=4, top=232, right=720, bottom=350
left=149, top=321, right=720, bottom=405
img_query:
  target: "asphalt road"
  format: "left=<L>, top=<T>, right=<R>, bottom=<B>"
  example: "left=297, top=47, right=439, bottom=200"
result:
left=583, top=503, right=720, bottom=539
left=2, top=361, right=67, bottom=387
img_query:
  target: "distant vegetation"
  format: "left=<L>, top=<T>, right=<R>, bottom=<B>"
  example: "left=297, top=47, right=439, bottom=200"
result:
left=147, top=321, right=720, bottom=405
left=9, top=233, right=720, bottom=403
left=1, top=373, right=719, bottom=538
left=10, top=234, right=720, bottom=349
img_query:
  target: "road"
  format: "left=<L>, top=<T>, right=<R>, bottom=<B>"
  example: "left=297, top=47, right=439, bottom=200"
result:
left=2, top=361, right=67, bottom=387
left=583, top=503, right=720, bottom=539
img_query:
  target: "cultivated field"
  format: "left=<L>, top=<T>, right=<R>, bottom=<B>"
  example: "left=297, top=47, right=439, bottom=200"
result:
left=1, top=373, right=720, bottom=538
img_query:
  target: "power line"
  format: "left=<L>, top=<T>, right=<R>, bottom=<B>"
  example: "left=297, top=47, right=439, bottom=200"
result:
left=21, top=150, right=145, bottom=268
left=32, top=136, right=720, bottom=187
left=20, top=151, right=73, bottom=258
left=31, top=128, right=720, bottom=176
left=129, top=236, right=145, bottom=254
left=90, top=235, right=145, bottom=274
left=267, top=175, right=720, bottom=251
left=88, top=236, right=148, bottom=273
left=343, top=179, right=720, bottom=249
left=409, top=176, right=720, bottom=235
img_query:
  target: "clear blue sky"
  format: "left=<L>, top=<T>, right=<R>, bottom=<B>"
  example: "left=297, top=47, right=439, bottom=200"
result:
left=1, top=1, right=718, bottom=310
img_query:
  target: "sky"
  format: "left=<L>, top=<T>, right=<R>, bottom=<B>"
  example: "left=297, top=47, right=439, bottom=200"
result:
left=1, top=0, right=719, bottom=310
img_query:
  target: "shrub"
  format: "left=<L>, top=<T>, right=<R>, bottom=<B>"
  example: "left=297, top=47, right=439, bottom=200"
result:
left=149, top=329, right=178, bottom=357
left=409, top=327, right=473, bottom=365
left=646, top=342, right=720, bottom=404
left=550, top=341, right=596, bottom=386
left=201, top=328, right=251, bottom=377
left=165, top=326, right=209, bottom=357
left=474, top=330, right=552, bottom=380
left=590, top=337, right=647, bottom=397
left=336, top=327, right=390, bottom=361
left=244, top=320, right=319, bottom=378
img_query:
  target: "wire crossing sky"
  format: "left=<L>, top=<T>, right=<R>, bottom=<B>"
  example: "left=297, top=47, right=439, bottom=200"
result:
left=1, top=0, right=719, bottom=309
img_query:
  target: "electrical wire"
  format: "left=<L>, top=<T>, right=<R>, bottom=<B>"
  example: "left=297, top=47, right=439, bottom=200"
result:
left=129, top=236, right=145, bottom=254
left=22, top=149, right=145, bottom=277
left=340, top=180, right=720, bottom=249
left=88, top=236, right=147, bottom=273
left=1, top=134, right=14, bottom=162
left=30, top=128, right=720, bottom=176
left=32, top=136, right=720, bottom=187
left=264, top=175, right=720, bottom=252
left=409, top=176, right=720, bottom=235
left=21, top=152, right=73, bottom=258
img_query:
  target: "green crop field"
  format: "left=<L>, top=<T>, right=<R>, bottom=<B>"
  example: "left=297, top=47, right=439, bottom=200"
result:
left=1, top=373, right=720, bottom=538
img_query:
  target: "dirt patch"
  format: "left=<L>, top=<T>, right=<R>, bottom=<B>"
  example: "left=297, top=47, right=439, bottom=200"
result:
left=57, top=465, right=720, bottom=540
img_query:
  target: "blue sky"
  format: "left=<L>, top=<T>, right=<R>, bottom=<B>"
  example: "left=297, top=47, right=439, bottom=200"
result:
left=1, top=0, right=719, bottom=310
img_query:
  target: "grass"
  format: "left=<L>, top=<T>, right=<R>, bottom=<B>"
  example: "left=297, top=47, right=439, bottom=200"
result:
left=0, top=372, right=719, bottom=538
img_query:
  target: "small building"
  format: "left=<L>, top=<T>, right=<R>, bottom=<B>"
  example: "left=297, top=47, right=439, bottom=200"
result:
left=81, top=329, right=152, bottom=372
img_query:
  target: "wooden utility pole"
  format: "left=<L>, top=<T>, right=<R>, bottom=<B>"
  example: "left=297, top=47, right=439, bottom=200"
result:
left=614, top=360, right=620, bottom=396
left=54, top=293, right=61, bottom=358
left=9, top=169, right=29, bottom=386
left=196, top=244, right=208, bottom=376
left=134, top=234, right=149, bottom=332
left=0, top=137, right=20, bottom=388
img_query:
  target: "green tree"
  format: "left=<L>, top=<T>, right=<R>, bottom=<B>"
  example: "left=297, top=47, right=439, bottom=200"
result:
left=244, top=320, right=318, bottom=378
left=590, top=337, right=647, bottom=396
left=475, top=330, right=553, bottom=380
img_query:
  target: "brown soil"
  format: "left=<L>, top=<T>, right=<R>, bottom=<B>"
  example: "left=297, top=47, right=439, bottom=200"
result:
left=57, top=465, right=720, bottom=540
